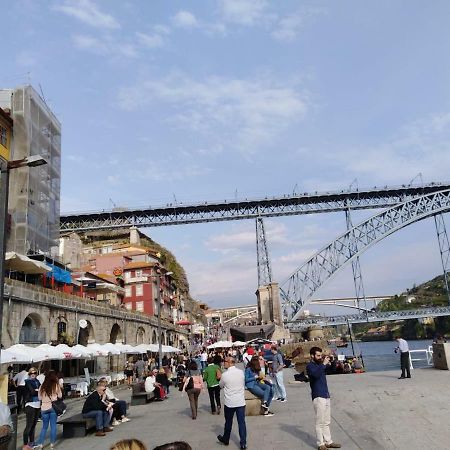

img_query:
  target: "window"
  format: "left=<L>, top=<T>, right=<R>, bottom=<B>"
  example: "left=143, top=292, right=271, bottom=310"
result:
left=125, top=302, right=132, bottom=310
left=0, top=126, right=7, bottom=147
left=125, top=285, right=132, bottom=297
left=136, top=301, right=144, bottom=312
left=124, top=272, right=130, bottom=280
left=135, top=284, right=143, bottom=296
left=135, top=269, right=143, bottom=277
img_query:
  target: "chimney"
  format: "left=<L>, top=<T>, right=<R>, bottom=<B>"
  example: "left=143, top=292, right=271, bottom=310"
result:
left=130, top=226, right=140, bottom=245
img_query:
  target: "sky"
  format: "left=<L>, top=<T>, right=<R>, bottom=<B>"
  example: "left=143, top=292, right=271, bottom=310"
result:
left=2, top=0, right=450, bottom=313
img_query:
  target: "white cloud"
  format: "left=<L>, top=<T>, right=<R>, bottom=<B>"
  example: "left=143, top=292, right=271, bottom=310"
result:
left=136, top=32, right=164, bottom=49
left=72, top=34, right=137, bottom=58
left=54, top=0, right=120, bottom=29
left=172, top=10, right=198, bottom=29
left=218, top=0, right=271, bottom=26
left=117, top=73, right=308, bottom=154
left=340, top=112, right=450, bottom=182
left=272, top=7, right=327, bottom=42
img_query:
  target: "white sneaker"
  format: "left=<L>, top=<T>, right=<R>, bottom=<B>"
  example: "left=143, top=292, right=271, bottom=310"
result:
left=112, top=419, right=120, bottom=426
left=121, top=417, right=131, bottom=423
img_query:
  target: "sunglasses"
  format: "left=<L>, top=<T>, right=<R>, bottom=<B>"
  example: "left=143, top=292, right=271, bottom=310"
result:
left=30, top=372, right=37, bottom=375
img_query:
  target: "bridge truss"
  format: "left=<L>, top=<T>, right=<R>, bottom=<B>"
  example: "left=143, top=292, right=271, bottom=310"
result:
left=281, top=188, right=450, bottom=321
left=287, top=306, right=450, bottom=330
left=59, top=184, right=450, bottom=232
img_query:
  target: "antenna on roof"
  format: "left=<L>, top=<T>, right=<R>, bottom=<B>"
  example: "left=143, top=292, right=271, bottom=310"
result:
left=292, top=183, right=298, bottom=195
left=349, top=178, right=358, bottom=191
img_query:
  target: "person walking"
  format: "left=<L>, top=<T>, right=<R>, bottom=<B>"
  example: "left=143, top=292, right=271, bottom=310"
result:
left=271, top=345, right=287, bottom=402
left=13, top=367, right=29, bottom=414
left=395, top=336, right=411, bottom=379
left=217, top=357, right=247, bottom=450
left=306, top=347, right=341, bottom=450
left=33, top=371, right=63, bottom=449
left=22, top=368, right=40, bottom=450
left=203, top=356, right=222, bottom=415
left=182, top=362, right=203, bottom=419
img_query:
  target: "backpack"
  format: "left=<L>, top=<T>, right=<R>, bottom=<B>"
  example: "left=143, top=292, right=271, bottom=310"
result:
left=192, top=375, right=203, bottom=390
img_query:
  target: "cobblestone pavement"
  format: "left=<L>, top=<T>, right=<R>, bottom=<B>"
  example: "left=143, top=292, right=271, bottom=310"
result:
left=15, top=367, right=450, bottom=450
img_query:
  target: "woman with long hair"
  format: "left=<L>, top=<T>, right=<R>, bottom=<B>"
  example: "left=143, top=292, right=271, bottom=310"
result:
left=181, top=361, right=203, bottom=419
left=110, top=439, right=148, bottom=450
left=244, top=356, right=274, bottom=416
left=33, top=371, right=62, bottom=449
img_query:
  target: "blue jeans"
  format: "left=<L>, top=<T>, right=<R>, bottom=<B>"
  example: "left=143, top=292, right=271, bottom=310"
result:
left=82, top=410, right=110, bottom=430
left=223, top=405, right=247, bottom=448
left=35, top=409, right=57, bottom=445
left=273, top=371, right=287, bottom=399
left=248, top=382, right=273, bottom=406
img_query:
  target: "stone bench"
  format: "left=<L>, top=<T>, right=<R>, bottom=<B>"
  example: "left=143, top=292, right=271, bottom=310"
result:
left=58, top=413, right=96, bottom=438
left=130, top=391, right=155, bottom=406
left=244, top=390, right=264, bottom=416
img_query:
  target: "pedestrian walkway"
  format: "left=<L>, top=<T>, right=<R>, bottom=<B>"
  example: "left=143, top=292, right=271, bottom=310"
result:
left=15, top=367, right=450, bottom=449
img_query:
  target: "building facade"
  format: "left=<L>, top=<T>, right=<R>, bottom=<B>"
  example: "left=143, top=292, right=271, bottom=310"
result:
left=0, top=85, right=61, bottom=255
left=0, top=107, right=12, bottom=162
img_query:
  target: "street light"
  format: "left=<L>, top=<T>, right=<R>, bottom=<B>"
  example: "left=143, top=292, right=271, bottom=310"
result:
left=153, top=268, right=173, bottom=368
left=0, top=155, right=48, bottom=346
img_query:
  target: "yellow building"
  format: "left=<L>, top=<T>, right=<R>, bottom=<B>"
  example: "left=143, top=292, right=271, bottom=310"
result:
left=0, top=107, right=12, bottom=161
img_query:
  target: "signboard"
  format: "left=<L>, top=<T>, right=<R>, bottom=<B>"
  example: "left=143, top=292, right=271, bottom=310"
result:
left=113, top=267, right=123, bottom=276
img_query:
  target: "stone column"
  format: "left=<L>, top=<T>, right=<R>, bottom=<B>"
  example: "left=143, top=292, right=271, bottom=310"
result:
left=256, top=282, right=282, bottom=326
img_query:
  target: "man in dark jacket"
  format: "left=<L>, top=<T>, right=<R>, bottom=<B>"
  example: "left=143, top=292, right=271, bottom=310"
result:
left=81, top=381, right=113, bottom=436
left=306, top=347, right=341, bottom=450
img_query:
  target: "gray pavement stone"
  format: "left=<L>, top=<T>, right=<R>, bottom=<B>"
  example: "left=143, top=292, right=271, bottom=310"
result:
left=15, top=367, right=450, bottom=450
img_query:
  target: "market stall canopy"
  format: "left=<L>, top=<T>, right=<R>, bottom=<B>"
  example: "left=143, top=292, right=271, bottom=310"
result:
left=232, top=341, right=247, bottom=347
left=115, top=343, right=141, bottom=354
left=161, top=345, right=181, bottom=353
left=5, top=252, right=52, bottom=274
left=54, top=344, right=84, bottom=359
left=101, top=343, right=121, bottom=355
left=207, top=340, right=232, bottom=349
left=71, top=344, right=94, bottom=358
left=87, top=343, right=110, bottom=356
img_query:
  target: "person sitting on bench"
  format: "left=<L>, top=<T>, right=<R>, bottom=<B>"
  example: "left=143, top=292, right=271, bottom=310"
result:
left=145, top=370, right=163, bottom=400
left=99, top=377, right=131, bottom=426
left=244, top=356, right=274, bottom=416
left=81, top=381, right=113, bottom=436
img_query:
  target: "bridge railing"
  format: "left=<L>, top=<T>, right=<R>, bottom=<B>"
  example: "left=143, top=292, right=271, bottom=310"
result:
left=409, top=346, right=434, bottom=368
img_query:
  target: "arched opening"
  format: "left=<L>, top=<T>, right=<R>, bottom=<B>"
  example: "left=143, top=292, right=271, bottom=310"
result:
left=152, top=330, right=157, bottom=344
left=20, top=313, right=45, bottom=344
left=110, top=323, right=123, bottom=344
left=136, top=327, right=145, bottom=345
left=78, top=320, right=95, bottom=346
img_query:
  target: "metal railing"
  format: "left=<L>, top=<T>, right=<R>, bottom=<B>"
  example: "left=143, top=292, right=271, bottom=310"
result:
left=409, top=346, right=433, bottom=369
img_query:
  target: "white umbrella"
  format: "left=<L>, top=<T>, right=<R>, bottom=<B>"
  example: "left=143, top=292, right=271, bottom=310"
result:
left=101, top=343, right=121, bottom=355
left=87, top=343, right=110, bottom=356
left=1, top=348, right=32, bottom=364
left=7, top=344, right=53, bottom=362
left=35, top=344, right=66, bottom=361
left=232, top=341, right=247, bottom=347
left=54, top=344, right=84, bottom=359
left=115, top=343, right=141, bottom=354
left=133, top=343, right=154, bottom=353
left=162, top=345, right=181, bottom=353
left=71, top=344, right=94, bottom=358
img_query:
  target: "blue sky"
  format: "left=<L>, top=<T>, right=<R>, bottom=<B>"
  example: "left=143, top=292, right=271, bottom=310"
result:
left=3, top=0, right=450, bottom=312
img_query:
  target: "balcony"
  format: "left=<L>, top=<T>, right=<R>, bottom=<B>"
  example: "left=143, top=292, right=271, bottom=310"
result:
left=126, top=276, right=148, bottom=283
left=19, top=327, right=46, bottom=344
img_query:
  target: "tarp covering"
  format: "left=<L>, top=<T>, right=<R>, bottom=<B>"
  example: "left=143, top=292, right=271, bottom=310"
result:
left=5, top=252, right=52, bottom=274
left=46, top=263, right=71, bottom=283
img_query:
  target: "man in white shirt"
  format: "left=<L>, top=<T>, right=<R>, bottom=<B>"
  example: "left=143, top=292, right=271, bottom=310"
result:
left=217, top=357, right=247, bottom=450
left=144, top=369, right=162, bottom=400
left=200, top=350, right=208, bottom=371
left=395, top=336, right=411, bottom=379
left=13, top=368, right=28, bottom=413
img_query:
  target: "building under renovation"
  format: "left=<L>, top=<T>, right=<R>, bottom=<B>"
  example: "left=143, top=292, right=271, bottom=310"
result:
left=0, top=85, right=61, bottom=255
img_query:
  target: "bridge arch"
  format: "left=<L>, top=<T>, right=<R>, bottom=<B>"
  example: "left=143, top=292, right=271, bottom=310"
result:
left=281, top=189, right=450, bottom=321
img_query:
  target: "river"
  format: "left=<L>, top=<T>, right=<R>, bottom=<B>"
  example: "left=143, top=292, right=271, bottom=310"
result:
left=331, top=339, right=433, bottom=372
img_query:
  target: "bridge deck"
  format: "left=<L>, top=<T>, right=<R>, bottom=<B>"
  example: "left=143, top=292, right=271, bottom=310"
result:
left=60, top=183, right=450, bottom=231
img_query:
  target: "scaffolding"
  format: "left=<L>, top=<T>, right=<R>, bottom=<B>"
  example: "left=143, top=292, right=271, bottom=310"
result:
left=0, top=86, right=61, bottom=255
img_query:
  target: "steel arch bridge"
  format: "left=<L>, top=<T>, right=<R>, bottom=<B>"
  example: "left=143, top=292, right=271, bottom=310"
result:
left=281, top=188, right=450, bottom=321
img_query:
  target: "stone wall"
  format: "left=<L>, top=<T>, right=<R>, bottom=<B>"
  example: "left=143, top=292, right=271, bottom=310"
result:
left=2, top=279, right=188, bottom=348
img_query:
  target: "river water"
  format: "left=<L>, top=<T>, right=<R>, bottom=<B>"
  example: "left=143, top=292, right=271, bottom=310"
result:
left=331, top=339, right=433, bottom=372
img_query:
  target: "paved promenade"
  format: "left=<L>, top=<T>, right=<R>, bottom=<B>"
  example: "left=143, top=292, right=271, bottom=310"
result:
left=16, top=367, right=450, bottom=450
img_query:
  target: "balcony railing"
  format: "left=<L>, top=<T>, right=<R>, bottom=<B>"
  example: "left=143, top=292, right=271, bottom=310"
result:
left=19, top=327, right=46, bottom=344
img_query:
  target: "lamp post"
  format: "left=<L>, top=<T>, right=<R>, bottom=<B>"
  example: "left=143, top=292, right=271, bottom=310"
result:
left=0, top=155, right=47, bottom=346
left=153, top=267, right=173, bottom=368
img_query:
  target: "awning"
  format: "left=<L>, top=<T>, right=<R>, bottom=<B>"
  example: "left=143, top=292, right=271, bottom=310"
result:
left=176, top=320, right=192, bottom=325
left=5, top=252, right=52, bottom=275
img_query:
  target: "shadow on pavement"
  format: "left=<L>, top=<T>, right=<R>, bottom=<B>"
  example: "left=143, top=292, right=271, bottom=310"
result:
left=280, top=423, right=315, bottom=447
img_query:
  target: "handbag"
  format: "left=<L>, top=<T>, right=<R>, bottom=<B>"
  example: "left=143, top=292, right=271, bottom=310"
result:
left=52, top=398, right=67, bottom=416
